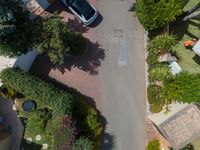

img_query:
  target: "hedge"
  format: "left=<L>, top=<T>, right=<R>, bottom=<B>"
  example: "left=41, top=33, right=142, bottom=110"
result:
left=0, top=68, right=73, bottom=114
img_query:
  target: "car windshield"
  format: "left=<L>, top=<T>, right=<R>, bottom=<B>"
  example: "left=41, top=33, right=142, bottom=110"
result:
left=69, top=0, right=95, bottom=20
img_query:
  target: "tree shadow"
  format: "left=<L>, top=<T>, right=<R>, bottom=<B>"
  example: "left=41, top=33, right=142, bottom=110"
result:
left=54, top=40, right=105, bottom=75
left=129, top=3, right=136, bottom=12
left=100, top=115, right=116, bottom=150
left=64, top=18, right=89, bottom=33
left=170, top=17, right=200, bottom=41
left=192, top=54, right=200, bottom=65
left=21, top=139, right=42, bottom=150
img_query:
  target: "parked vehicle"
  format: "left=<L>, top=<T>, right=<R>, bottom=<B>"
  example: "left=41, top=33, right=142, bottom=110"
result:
left=60, top=0, right=98, bottom=25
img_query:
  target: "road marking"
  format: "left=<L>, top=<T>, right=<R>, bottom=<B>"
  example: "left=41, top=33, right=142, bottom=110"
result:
left=118, top=38, right=128, bottom=66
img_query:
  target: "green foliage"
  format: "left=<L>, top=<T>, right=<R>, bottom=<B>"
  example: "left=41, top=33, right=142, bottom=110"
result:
left=148, top=34, right=177, bottom=52
left=147, top=84, right=163, bottom=104
left=136, top=0, right=188, bottom=30
left=150, top=104, right=162, bottom=113
left=0, top=0, right=35, bottom=57
left=47, top=115, right=77, bottom=150
left=0, top=68, right=73, bottom=114
left=149, top=66, right=173, bottom=82
left=161, top=72, right=200, bottom=103
left=146, top=139, right=160, bottom=150
left=73, top=98, right=103, bottom=149
left=72, top=137, right=93, bottom=150
left=147, top=34, right=177, bottom=69
left=26, top=111, right=52, bottom=135
left=0, top=86, right=21, bottom=99
left=35, top=14, right=86, bottom=65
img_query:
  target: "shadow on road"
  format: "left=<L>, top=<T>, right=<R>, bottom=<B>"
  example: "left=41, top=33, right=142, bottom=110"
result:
left=56, top=40, right=105, bottom=75
left=129, top=3, right=136, bottom=12
left=100, top=115, right=116, bottom=150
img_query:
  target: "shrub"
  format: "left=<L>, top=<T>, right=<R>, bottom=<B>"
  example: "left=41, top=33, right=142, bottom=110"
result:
left=50, top=115, right=77, bottom=150
left=26, top=111, right=52, bottom=136
left=73, top=98, right=103, bottom=149
left=146, top=139, right=160, bottom=150
left=0, top=86, right=22, bottom=99
left=149, top=66, right=173, bottom=82
left=147, top=84, right=162, bottom=104
left=149, top=104, right=162, bottom=113
left=72, top=137, right=93, bottom=150
left=161, top=72, right=200, bottom=103
left=136, top=0, right=188, bottom=30
left=0, top=68, right=73, bottom=114
left=147, top=34, right=177, bottom=69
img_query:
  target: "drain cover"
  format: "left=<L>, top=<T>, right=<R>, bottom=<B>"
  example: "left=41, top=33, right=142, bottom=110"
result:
left=114, top=29, right=123, bottom=37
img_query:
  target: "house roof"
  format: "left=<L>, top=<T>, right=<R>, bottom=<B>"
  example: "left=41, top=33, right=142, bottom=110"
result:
left=158, top=104, right=200, bottom=150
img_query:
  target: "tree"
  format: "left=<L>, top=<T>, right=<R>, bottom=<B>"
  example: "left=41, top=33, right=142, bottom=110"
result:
left=136, top=0, right=188, bottom=30
left=0, top=0, right=35, bottom=57
left=161, top=72, right=200, bottom=103
left=35, top=14, right=86, bottom=65
left=146, top=139, right=160, bottom=150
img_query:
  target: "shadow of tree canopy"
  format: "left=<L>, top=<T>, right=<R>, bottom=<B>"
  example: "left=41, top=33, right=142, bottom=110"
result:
left=170, top=16, right=200, bottom=41
left=129, top=3, right=136, bottom=12
left=54, top=40, right=105, bottom=75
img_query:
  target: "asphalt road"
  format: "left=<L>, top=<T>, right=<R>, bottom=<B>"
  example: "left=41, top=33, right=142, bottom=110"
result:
left=96, top=0, right=146, bottom=150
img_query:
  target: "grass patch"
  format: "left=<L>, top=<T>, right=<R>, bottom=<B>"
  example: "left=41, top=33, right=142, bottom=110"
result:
left=171, top=0, right=200, bottom=73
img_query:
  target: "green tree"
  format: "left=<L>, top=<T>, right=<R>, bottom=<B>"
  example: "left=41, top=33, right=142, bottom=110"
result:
left=35, top=14, right=86, bottom=65
left=72, top=137, right=93, bottom=150
left=136, top=0, right=188, bottom=30
left=146, top=139, right=160, bottom=150
left=162, top=72, right=200, bottom=103
left=0, top=0, right=35, bottom=57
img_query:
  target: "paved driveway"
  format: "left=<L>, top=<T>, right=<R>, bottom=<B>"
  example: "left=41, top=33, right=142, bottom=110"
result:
left=96, top=0, right=146, bottom=150
left=30, top=0, right=146, bottom=149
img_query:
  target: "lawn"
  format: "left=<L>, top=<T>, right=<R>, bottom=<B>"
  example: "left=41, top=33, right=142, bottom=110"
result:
left=171, top=0, right=200, bottom=73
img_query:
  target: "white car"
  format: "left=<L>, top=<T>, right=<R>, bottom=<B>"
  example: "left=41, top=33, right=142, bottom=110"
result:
left=60, top=0, right=98, bottom=26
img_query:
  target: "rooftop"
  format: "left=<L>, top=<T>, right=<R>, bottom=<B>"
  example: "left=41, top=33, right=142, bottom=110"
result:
left=158, top=104, right=200, bottom=150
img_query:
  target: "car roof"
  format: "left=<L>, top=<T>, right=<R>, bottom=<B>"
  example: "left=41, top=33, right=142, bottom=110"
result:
left=70, top=0, right=94, bottom=17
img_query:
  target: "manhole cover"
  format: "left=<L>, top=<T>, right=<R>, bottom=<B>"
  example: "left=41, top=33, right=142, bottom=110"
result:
left=114, top=29, right=123, bottom=37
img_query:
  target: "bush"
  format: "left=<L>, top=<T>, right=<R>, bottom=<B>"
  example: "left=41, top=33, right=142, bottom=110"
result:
left=0, top=86, right=22, bottom=99
left=161, top=72, right=200, bottom=103
left=146, top=139, right=160, bottom=150
left=26, top=111, right=52, bottom=136
left=136, top=0, right=188, bottom=30
left=180, top=144, right=194, bottom=150
left=73, top=98, right=103, bottom=150
left=0, top=68, right=73, bottom=114
left=149, top=66, right=173, bottom=82
left=49, top=115, right=77, bottom=150
left=72, top=137, right=93, bottom=150
left=147, top=84, right=162, bottom=104
left=150, top=104, right=162, bottom=113
left=147, top=34, right=177, bottom=69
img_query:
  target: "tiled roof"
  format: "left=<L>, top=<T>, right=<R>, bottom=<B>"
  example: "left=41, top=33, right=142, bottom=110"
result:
left=158, top=105, right=200, bottom=150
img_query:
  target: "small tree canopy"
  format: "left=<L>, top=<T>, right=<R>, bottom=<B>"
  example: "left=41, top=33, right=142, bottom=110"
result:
left=35, top=14, right=86, bottom=65
left=136, top=0, right=188, bottom=30
left=0, top=0, right=35, bottom=57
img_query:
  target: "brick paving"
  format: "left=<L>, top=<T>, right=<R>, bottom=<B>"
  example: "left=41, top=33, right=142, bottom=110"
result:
left=30, top=0, right=103, bottom=107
